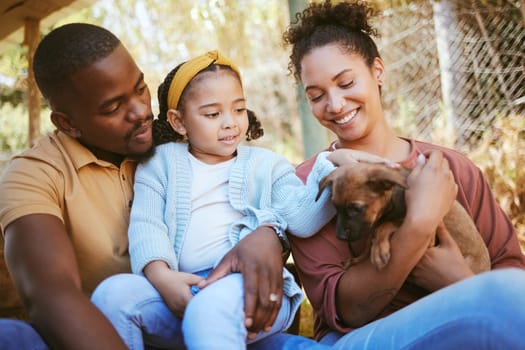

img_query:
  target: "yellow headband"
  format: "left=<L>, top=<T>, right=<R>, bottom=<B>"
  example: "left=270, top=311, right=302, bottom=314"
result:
left=167, top=50, right=241, bottom=109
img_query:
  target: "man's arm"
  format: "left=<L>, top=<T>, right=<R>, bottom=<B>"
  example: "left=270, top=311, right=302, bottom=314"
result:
left=4, top=214, right=127, bottom=350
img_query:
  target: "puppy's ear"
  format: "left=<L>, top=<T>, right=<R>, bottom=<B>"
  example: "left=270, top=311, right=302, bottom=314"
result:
left=316, top=175, right=333, bottom=202
left=366, top=168, right=407, bottom=193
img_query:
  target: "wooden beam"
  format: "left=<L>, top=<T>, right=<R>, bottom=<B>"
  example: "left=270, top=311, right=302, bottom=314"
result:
left=24, top=17, right=41, bottom=147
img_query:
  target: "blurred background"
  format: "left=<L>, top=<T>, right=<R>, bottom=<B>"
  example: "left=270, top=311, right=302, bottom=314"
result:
left=0, top=0, right=524, bottom=335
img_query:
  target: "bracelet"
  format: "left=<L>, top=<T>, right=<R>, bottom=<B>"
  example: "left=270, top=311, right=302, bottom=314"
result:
left=268, top=225, right=291, bottom=255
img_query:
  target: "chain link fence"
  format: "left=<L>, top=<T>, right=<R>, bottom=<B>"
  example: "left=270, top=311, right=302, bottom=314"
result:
left=377, top=0, right=525, bottom=152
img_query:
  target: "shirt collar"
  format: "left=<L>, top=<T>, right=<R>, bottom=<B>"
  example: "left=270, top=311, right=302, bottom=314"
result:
left=54, top=131, right=134, bottom=170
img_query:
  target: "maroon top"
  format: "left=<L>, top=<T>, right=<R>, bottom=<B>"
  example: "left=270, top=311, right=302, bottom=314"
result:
left=292, top=138, right=525, bottom=340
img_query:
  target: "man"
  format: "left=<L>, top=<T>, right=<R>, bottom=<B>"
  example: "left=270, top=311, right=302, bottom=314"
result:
left=0, top=23, right=286, bottom=349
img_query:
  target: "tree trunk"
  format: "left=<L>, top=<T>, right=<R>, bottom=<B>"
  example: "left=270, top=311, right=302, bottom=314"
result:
left=287, top=0, right=329, bottom=159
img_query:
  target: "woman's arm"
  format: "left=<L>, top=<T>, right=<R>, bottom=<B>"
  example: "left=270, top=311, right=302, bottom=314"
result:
left=335, top=151, right=458, bottom=327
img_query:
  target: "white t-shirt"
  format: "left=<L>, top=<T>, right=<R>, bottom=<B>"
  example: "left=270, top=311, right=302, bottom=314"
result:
left=178, top=154, right=243, bottom=273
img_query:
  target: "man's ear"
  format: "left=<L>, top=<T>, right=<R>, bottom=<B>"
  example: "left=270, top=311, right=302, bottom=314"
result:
left=167, top=109, right=186, bottom=135
left=50, top=111, right=81, bottom=138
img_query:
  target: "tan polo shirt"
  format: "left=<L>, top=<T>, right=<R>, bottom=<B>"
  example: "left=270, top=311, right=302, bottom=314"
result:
left=0, top=130, right=136, bottom=304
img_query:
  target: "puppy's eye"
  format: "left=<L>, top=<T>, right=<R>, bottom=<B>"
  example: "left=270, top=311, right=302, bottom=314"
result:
left=346, top=203, right=367, bottom=215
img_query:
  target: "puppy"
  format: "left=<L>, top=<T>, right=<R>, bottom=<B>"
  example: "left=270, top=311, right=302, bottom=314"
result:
left=317, top=162, right=491, bottom=273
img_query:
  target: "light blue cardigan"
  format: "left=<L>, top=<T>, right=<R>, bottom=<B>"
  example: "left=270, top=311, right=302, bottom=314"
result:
left=129, top=142, right=336, bottom=322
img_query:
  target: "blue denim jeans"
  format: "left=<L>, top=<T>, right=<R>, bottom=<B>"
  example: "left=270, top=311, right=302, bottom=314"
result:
left=320, top=268, right=525, bottom=350
left=0, top=319, right=48, bottom=350
left=91, top=272, right=297, bottom=350
left=6, top=268, right=525, bottom=349
left=227, top=268, right=525, bottom=350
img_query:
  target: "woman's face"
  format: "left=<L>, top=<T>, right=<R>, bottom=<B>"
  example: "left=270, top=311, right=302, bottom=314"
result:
left=299, top=44, right=385, bottom=146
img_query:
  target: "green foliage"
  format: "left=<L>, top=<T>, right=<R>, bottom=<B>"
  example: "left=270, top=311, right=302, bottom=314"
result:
left=0, top=103, right=53, bottom=154
left=0, top=44, right=28, bottom=108
left=299, top=297, right=314, bottom=338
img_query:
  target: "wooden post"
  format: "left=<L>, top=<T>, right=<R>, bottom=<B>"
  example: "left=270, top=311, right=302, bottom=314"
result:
left=521, top=0, right=525, bottom=27
left=432, top=0, right=457, bottom=142
left=287, top=0, right=329, bottom=159
left=24, top=17, right=41, bottom=148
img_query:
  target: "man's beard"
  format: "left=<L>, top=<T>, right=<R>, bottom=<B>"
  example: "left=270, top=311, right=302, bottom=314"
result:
left=128, top=144, right=156, bottom=163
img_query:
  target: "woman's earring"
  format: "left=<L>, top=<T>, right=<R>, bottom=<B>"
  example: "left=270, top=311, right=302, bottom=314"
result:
left=68, top=128, right=81, bottom=137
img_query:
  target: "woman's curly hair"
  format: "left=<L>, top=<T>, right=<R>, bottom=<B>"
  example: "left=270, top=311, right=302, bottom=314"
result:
left=153, top=63, right=264, bottom=146
left=283, top=0, right=381, bottom=81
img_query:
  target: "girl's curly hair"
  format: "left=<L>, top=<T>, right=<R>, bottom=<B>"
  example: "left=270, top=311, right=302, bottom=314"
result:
left=283, top=0, right=381, bottom=81
left=153, top=63, right=264, bottom=146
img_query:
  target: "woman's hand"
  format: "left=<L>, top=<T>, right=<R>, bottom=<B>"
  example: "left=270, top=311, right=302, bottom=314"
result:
left=328, top=148, right=399, bottom=168
left=144, top=261, right=203, bottom=318
left=409, top=223, right=474, bottom=291
left=404, top=151, right=457, bottom=238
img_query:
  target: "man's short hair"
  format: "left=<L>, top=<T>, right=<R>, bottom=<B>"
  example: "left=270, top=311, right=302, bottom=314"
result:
left=33, top=23, right=121, bottom=101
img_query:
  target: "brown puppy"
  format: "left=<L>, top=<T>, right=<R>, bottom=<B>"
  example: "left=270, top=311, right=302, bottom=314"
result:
left=317, top=162, right=491, bottom=273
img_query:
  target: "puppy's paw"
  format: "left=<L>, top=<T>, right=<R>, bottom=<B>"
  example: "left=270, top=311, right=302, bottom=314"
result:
left=371, top=223, right=397, bottom=270
left=371, top=243, right=390, bottom=270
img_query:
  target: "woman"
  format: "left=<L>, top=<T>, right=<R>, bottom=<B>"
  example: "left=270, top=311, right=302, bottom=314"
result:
left=283, top=1, right=525, bottom=349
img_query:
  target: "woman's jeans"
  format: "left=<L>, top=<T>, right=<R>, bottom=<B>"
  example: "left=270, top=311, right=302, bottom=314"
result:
left=91, top=272, right=296, bottom=350
left=320, top=267, right=525, bottom=350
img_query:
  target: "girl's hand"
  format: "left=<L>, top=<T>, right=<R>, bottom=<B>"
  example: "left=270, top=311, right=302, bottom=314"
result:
left=157, top=270, right=203, bottom=317
left=144, top=261, right=203, bottom=317
left=408, top=223, right=474, bottom=291
left=328, top=148, right=399, bottom=168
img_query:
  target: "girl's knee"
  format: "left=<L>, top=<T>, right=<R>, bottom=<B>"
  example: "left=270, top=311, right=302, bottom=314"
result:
left=183, top=274, right=245, bottom=326
left=91, top=273, right=153, bottom=309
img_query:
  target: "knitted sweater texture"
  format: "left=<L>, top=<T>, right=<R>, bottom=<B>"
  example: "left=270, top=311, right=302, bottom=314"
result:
left=128, top=142, right=337, bottom=320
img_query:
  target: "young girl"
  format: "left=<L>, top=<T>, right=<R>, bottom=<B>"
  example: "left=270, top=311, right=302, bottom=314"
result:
left=92, top=50, right=389, bottom=350
left=281, top=0, right=525, bottom=349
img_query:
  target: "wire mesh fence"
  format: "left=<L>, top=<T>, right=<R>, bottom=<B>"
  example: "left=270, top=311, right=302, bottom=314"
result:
left=376, top=0, right=525, bottom=152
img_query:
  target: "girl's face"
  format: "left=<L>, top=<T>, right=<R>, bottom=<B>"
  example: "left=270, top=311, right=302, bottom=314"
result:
left=299, top=44, right=385, bottom=147
left=169, top=70, right=249, bottom=164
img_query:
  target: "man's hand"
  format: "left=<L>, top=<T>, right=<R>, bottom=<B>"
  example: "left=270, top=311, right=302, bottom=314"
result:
left=198, top=226, right=283, bottom=339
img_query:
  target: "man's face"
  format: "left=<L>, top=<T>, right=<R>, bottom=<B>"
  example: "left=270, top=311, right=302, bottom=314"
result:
left=53, top=44, right=154, bottom=163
